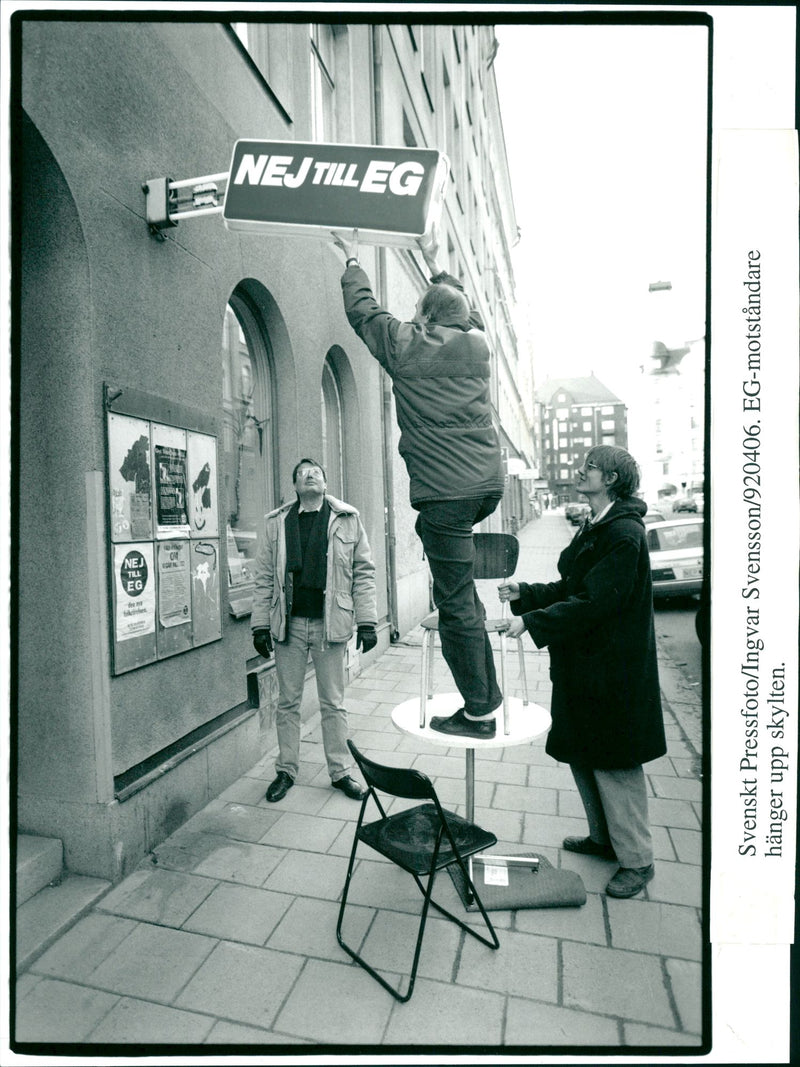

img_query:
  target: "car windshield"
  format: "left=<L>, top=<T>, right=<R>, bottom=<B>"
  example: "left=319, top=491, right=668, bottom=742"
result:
left=648, top=524, right=703, bottom=552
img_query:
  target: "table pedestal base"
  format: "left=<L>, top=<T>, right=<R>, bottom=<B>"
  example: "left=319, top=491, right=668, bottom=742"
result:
left=390, top=693, right=552, bottom=913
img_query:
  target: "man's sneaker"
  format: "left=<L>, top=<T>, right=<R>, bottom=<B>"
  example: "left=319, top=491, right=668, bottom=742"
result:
left=562, top=835, right=616, bottom=859
left=429, top=708, right=496, bottom=739
left=606, top=864, right=655, bottom=898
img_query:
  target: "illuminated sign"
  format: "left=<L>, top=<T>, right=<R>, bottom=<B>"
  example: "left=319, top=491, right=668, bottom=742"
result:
left=223, top=140, right=449, bottom=245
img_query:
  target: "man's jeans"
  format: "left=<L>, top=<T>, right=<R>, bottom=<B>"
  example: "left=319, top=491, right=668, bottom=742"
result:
left=415, top=494, right=503, bottom=717
left=273, top=616, right=351, bottom=782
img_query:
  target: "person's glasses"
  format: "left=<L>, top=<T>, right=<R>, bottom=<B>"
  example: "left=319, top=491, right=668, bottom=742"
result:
left=296, top=467, right=323, bottom=478
left=578, top=461, right=602, bottom=475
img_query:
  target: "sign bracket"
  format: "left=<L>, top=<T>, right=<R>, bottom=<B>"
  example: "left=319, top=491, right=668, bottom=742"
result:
left=143, top=172, right=229, bottom=239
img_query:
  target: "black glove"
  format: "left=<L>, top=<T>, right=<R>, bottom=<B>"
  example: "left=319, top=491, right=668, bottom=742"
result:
left=356, top=625, right=377, bottom=653
left=252, top=628, right=273, bottom=658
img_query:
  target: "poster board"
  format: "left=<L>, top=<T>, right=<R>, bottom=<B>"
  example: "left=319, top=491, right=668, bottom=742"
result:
left=108, top=413, right=153, bottom=541
left=107, top=412, right=222, bottom=673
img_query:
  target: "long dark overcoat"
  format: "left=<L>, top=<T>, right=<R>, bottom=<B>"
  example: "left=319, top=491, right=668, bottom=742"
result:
left=512, top=497, right=666, bottom=769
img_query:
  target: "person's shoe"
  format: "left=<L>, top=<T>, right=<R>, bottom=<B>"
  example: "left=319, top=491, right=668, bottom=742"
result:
left=562, top=835, right=616, bottom=859
left=429, top=708, right=496, bottom=739
left=266, top=772, right=294, bottom=803
left=332, top=775, right=365, bottom=800
left=606, top=864, right=655, bottom=898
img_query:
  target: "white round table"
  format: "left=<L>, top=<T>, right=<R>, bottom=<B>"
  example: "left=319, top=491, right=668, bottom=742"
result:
left=391, top=693, right=551, bottom=823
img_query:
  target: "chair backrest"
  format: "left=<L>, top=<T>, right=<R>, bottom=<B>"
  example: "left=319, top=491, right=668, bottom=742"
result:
left=348, top=740, right=437, bottom=801
left=473, top=532, right=519, bottom=580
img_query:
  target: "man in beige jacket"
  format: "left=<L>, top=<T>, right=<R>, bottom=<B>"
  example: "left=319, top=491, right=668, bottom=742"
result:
left=252, top=459, right=377, bottom=803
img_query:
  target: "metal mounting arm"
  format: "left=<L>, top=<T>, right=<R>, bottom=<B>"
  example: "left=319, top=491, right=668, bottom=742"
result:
left=143, top=172, right=229, bottom=239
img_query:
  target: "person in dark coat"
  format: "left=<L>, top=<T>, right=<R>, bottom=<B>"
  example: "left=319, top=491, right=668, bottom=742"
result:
left=500, top=446, right=666, bottom=898
left=332, top=228, right=505, bottom=740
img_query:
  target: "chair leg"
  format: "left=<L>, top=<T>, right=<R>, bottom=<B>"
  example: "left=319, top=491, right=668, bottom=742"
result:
left=336, top=798, right=369, bottom=954
left=517, top=636, right=529, bottom=705
left=419, top=629, right=428, bottom=728
left=499, top=630, right=512, bottom=735
left=338, top=859, right=440, bottom=1003
left=429, top=855, right=500, bottom=951
left=426, top=629, right=435, bottom=699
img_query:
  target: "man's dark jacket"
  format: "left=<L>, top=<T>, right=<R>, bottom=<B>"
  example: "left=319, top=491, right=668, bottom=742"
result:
left=340, top=264, right=504, bottom=507
left=511, top=496, right=666, bottom=769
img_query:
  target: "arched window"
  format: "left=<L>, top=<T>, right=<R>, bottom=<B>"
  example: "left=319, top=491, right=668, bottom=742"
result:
left=321, top=356, right=344, bottom=499
left=221, top=293, right=275, bottom=615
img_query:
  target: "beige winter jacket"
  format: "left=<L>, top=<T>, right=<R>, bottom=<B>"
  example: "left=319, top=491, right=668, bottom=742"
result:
left=251, top=494, right=377, bottom=643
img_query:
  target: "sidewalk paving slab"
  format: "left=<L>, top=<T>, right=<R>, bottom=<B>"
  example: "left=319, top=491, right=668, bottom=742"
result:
left=505, top=998, right=621, bottom=1045
left=88, top=997, right=217, bottom=1045
left=174, top=941, right=305, bottom=1031
left=561, top=941, right=675, bottom=1027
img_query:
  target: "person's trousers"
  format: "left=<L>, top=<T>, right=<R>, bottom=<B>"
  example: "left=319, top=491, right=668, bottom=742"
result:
left=570, top=763, right=654, bottom=868
left=415, top=494, right=503, bottom=717
left=273, top=616, right=351, bottom=782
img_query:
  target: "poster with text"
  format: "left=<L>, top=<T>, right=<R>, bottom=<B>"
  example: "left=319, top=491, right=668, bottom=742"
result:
left=157, top=540, right=191, bottom=628
left=114, top=542, right=156, bottom=640
left=153, top=422, right=191, bottom=539
left=112, top=542, right=157, bottom=673
left=107, top=413, right=153, bottom=541
left=156, top=539, right=192, bottom=658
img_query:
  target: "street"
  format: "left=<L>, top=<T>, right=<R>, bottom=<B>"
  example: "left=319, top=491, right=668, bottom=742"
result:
left=653, top=597, right=702, bottom=689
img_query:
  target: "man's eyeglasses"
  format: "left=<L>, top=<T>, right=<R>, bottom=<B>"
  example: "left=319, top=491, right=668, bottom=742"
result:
left=296, top=467, right=323, bottom=478
left=578, top=461, right=602, bottom=475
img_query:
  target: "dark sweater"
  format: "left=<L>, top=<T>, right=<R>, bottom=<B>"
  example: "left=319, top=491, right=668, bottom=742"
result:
left=291, top=510, right=325, bottom=618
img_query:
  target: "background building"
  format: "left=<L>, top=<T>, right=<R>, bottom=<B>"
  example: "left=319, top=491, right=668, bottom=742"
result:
left=627, top=341, right=706, bottom=508
left=533, top=374, right=627, bottom=505
left=14, top=17, right=533, bottom=882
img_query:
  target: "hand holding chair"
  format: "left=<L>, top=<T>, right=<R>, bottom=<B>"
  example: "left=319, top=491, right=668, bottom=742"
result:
left=336, top=740, right=500, bottom=1002
left=419, top=532, right=528, bottom=733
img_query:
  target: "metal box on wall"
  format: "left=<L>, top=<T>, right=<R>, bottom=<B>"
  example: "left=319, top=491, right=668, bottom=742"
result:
left=223, top=140, right=449, bottom=247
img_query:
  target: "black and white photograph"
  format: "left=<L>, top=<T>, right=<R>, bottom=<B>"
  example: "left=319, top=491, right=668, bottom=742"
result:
left=3, top=2, right=797, bottom=1063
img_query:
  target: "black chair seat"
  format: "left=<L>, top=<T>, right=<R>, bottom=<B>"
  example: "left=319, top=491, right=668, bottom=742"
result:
left=359, top=803, right=497, bottom=874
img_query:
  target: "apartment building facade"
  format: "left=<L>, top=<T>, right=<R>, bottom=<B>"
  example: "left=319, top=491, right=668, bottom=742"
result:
left=534, top=374, right=628, bottom=504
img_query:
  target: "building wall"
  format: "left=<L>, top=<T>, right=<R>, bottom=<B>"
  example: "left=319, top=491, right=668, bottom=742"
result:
left=628, top=343, right=706, bottom=503
left=16, top=18, right=529, bottom=879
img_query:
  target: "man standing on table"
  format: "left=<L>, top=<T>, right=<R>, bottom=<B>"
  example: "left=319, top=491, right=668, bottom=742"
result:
left=332, top=229, right=504, bottom=740
left=251, top=458, right=378, bottom=803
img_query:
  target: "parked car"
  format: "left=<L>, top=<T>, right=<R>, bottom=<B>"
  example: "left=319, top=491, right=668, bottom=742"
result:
left=564, top=501, right=591, bottom=525
left=672, top=496, right=698, bottom=513
left=643, top=509, right=665, bottom=524
left=647, top=518, right=704, bottom=598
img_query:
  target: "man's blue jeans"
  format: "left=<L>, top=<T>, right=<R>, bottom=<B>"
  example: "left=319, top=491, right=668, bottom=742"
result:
left=415, top=495, right=503, bottom=717
left=273, top=617, right=352, bottom=782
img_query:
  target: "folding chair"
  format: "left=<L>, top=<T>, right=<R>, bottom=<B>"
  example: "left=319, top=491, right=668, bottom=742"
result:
left=419, top=532, right=529, bottom=733
left=336, top=740, right=500, bottom=1002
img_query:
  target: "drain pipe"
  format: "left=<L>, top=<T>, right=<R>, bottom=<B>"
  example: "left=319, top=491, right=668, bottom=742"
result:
left=372, top=25, right=400, bottom=642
